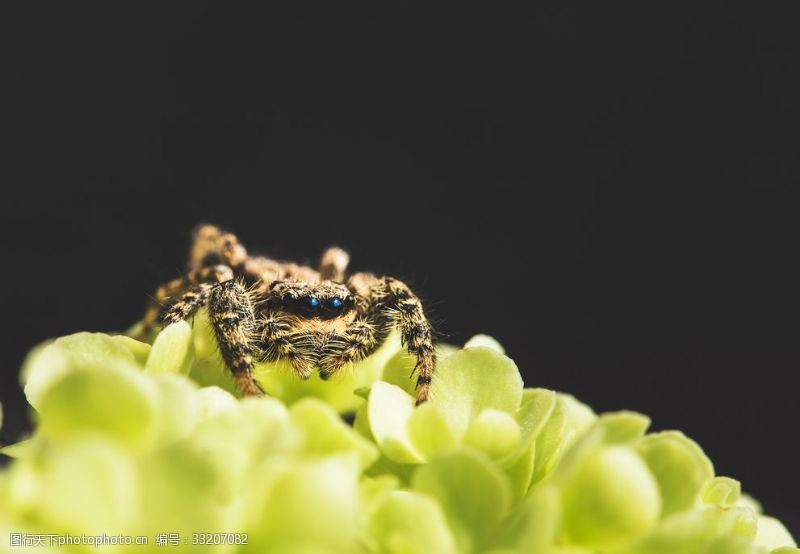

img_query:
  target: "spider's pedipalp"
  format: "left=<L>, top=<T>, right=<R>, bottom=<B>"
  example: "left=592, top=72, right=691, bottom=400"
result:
left=258, top=312, right=316, bottom=379
left=318, top=319, right=380, bottom=379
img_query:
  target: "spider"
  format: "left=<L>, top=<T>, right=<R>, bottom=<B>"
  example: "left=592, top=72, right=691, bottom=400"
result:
left=137, top=225, right=436, bottom=404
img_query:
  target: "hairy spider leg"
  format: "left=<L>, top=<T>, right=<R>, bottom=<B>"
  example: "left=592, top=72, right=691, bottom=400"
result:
left=319, top=246, right=350, bottom=282
left=162, top=280, right=264, bottom=397
left=137, top=264, right=234, bottom=340
left=342, top=273, right=436, bottom=404
left=189, top=224, right=249, bottom=271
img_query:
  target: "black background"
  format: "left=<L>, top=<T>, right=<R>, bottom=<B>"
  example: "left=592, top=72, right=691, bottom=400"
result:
left=3, top=2, right=798, bottom=535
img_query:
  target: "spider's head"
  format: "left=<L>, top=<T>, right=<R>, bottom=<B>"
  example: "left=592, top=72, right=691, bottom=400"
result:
left=270, top=281, right=355, bottom=320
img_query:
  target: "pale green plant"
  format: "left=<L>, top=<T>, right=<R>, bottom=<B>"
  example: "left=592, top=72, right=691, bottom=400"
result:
left=0, top=318, right=795, bottom=553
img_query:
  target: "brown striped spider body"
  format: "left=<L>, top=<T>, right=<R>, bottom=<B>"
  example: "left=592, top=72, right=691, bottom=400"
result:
left=138, top=225, right=435, bottom=404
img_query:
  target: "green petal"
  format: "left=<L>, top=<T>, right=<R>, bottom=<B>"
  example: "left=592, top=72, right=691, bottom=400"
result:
left=138, top=439, right=227, bottom=536
left=187, top=307, right=217, bottom=358
left=630, top=505, right=760, bottom=553
left=412, top=450, right=511, bottom=553
left=149, top=373, right=200, bottom=442
left=22, top=342, right=69, bottom=411
left=22, top=333, right=137, bottom=410
left=738, top=494, right=764, bottom=514
left=381, top=349, right=420, bottom=397
left=560, top=393, right=597, bottom=432
left=353, top=399, right=374, bottom=441
left=596, top=411, right=651, bottom=444
left=38, top=360, right=157, bottom=447
left=183, top=311, right=242, bottom=393
left=289, top=398, right=378, bottom=469
left=52, top=332, right=136, bottom=364
left=495, top=485, right=560, bottom=552
left=360, top=474, right=400, bottom=515
left=429, top=347, right=524, bottom=441
left=436, top=343, right=460, bottom=360
left=407, top=402, right=459, bottom=460
left=370, top=490, right=457, bottom=554
left=187, top=393, right=292, bottom=488
left=463, top=409, right=521, bottom=460
left=756, top=516, right=797, bottom=550
left=502, top=443, right=537, bottom=505
left=531, top=393, right=596, bottom=484
left=144, top=321, right=195, bottom=375
left=636, top=431, right=714, bottom=517
left=366, top=453, right=417, bottom=484
left=517, top=389, right=558, bottom=442
left=382, top=340, right=461, bottom=397
left=701, top=477, right=742, bottom=509
left=111, top=335, right=152, bottom=366
left=187, top=353, right=237, bottom=394
left=34, top=438, right=140, bottom=535
left=367, top=382, right=423, bottom=464
left=703, top=536, right=766, bottom=554
left=560, top=446, right=661, bottom=548
left=195, top=385, right=240, bottom=418
left=247, top=457, right=362, bottom=554
left=464, top=334, right=505, bottom=354
left=500, top=389, right=557, bottom=499
left=372, top=346, right=527, bottom=464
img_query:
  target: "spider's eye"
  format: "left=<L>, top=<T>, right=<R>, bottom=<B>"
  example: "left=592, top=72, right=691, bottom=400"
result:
left=328, top=297, right=343, bottom=310
left=305, top=296, right=320, bottom=310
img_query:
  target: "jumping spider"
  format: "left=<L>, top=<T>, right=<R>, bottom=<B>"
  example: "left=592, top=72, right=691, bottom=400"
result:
left=137, top=225, right=436, bottom=404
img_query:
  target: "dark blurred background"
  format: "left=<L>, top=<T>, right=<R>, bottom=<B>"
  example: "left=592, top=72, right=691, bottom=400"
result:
left=3, top=1, right=798, bottom=534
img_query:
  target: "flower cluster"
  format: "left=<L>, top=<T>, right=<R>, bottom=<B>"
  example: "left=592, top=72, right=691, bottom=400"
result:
left=0, top=313, right=796, bottom=553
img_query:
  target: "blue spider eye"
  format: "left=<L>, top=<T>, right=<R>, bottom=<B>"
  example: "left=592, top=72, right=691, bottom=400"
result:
left=328, top=297, right=343, bottom=310
left=306, top=297, right=320, bottom=309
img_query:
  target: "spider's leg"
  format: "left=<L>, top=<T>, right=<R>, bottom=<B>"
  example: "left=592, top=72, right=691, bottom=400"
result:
left=136, top=265, right=234, bottom=340
left=188, top=224, right=249, bottom=271
left=318, top=318, right=381, bottom=379
left=205, top=280, right=264, bottom=397
left=161, top=282, right=214, bottom=325
left=158, top=278, right=263, bottom=397
left=347, top=273, right=436, bottom=404
left=319, top=246, right=350, bottom=282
